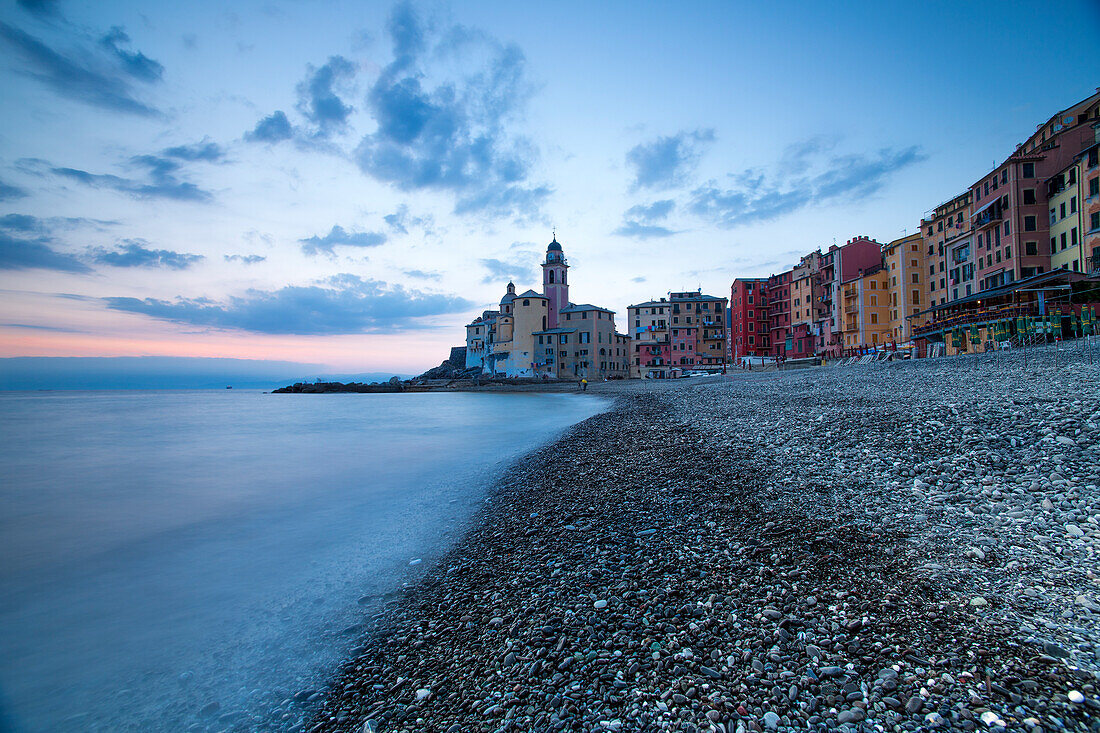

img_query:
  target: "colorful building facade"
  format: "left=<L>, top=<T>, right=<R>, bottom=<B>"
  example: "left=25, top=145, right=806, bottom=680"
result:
left=969, top=92, right=1100, bottom=291
left=627, top=291, right=728, bottom=376
left=729, top=278, right=770, bottom=361
left=465, top=236, right=630, bottom=379
left=766, top=270, right=791, bottom=358
left=882, top=232, right=926, bottom=344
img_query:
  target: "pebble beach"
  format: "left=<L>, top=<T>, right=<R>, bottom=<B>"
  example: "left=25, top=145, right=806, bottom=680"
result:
left=307, top=342, right=1100, bottom=733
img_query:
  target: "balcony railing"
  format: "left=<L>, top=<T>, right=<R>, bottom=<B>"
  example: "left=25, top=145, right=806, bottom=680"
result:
left=974, top=204, right=1002, bottom=229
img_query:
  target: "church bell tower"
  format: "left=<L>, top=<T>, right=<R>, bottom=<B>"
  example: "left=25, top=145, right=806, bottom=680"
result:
left=541, top=234, right=569, bottom=328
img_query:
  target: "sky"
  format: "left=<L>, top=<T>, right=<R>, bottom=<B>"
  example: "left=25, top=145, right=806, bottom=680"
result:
left=1, top=0, right=1098, bottom=377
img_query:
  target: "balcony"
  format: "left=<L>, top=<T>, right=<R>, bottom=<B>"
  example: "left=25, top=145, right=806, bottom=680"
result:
left=973, top=200, right=1002, bottom=230
left=844, top=304, right=859, bottom=314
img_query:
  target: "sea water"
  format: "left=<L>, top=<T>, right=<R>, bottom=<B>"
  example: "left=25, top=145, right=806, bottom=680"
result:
left=0, top=390, right=606, bottom=732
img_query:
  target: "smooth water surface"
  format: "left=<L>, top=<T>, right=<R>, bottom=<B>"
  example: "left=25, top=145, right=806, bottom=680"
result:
left=0, top=390, right=605, bottom=732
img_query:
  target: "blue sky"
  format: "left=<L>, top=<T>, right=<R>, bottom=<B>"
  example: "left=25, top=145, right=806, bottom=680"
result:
left=1, top=0, right=1098, bottom=374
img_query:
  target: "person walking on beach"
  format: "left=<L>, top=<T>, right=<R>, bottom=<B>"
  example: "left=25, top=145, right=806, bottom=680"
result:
left=581, top=378, right=588, bottom=391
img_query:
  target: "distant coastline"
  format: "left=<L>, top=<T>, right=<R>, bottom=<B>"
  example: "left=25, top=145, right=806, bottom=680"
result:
left=271, top=377, right=595, bottom=394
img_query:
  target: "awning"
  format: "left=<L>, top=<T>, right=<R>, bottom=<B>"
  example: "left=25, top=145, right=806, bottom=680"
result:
left=970, top=197, right=999, bottom=217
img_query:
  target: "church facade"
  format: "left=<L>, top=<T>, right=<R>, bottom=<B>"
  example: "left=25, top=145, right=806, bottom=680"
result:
left=465, top=237, right=632, bottom=379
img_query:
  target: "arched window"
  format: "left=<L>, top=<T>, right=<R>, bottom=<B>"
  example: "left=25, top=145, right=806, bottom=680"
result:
left=549, top=270, right=555, bottom=284
left=523, top=299, right=530, bottom=306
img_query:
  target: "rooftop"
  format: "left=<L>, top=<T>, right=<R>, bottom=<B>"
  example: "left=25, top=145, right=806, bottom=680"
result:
left=533, top=327, right=578, bottom=335
left=560, top=303, right=615, bottom=313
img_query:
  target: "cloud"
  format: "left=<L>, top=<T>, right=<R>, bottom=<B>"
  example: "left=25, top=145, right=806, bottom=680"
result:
left=245, top=110, right=294, bottom=143
left=91, top=239, right=204, bottom=269
left=47, top=141, right=222, bottom=202
left=0, top=178, right=29, bottom=201
left=0, top=213, right=118, bottom=234
left=299, top=225, right=387, bottom=256
left=402, top=269, right=441, bottom=280
left=353, top=1, right=549, bottom=219
left=626, top=129, right=714, bottom=190
left=224, top=254, right=266, bottom=264
left=625, top=199, right=675, bottom=222
left=161, top=139, right=225, bottom=162
left=631, top=276, right=646, bottom=283
left=613, top=198, right=679, bottom=239
left=104, top=274, right=473, bottom=335
left=99, top=27, right=164, bottom=83
left=0, top=231, right=91, bottom=273
left=612, top=221, right=678, bottom=239
left=689, top=143, right=925, bottom=228
left=0, top=21, right=161, bottom=116
left=480, top=257, right=531, bottom=284
left=2, top=323, right=84, bottom=333
left=0, top=214, right=41, bottom=232
left=384, top=204, right=432, bottom=235
left=17, top=0, right=61, bottom=18
left=295, top=55, right=356, bottom=137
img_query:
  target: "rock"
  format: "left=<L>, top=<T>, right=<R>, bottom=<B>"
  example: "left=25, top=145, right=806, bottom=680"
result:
left=837, top=709, right=864, bottom=724
left=969, top=596, right=988, bottom=607
left=594, top=599, right=608, bottom=609
left=1068, top=690, right=1084, bottom=704
left=1042, top=641, right=1071, bottom=658
left=762, top=711, right=780, bottom=730
left=415, top=688, right=430, bottom=701
left=905, top=696, right=924, bottom=714
left=1076, top=595, right=1100, bottom=613
left=1065, top=523, right=1085, bottom=537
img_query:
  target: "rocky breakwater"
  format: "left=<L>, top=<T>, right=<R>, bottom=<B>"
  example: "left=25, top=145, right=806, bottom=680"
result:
left=305, top=345, right=1098, bottom=733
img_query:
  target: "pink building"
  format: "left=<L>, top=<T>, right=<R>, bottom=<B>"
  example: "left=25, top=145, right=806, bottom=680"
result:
left=542, top=236, right=569, bottom=328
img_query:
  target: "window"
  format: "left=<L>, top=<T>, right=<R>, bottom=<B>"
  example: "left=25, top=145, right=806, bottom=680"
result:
left=1071, top=196, right=1077, bottom=213
left=1022, top=162, right=1035, bottom=178
left=1061, top=232, right=1067, bottom=251
left=1090, top=178, right=1099, bottom=197
left=870, top=313, right=878, bottom=324
left=1060, top=202, right=1067, bottom=219
left=1050, top=208, right=1058, bottom=225
left=911, top=290, right=919, bottom=305
left=1091, top=212, right=1100, bottom=230
left=1024, top=215, right=1036, bottom=231
left=1025, top=241, right=1038, bottom=256
left=1004, top=221, right=1010, bottom=236
left=911, top=273, right=919, bottom=284
left=1071, top=227, right=1078, bottom=245
left=1023, top=189, right=1036, bottom=204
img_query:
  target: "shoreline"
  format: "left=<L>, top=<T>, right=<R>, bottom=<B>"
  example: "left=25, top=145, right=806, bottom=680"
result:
left=308, top=349, right=1099, bottom=732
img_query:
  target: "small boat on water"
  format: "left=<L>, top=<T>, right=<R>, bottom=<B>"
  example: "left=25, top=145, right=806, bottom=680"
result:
left=226, top=385, right=233, bottom=389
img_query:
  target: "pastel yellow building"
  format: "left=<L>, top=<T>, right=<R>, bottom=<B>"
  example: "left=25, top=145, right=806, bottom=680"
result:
left=841, top=265, right=891, bottom=351
left=882, top=232, right=926, bottom=343
left=1048, top=157, right=1085, bottom=272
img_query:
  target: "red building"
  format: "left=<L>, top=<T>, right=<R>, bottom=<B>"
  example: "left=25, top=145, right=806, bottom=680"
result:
left=767, top=270, right=792, bottom=359
left=729, top=278, right=770, bottom=360
left=969, top=91, right=1100, bottom=291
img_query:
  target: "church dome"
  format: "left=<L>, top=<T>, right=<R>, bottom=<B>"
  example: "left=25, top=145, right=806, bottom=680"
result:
left=547, top=236, right=562, bottom=252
